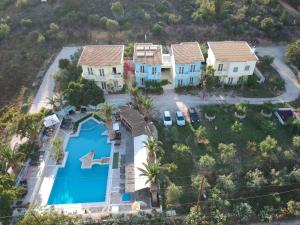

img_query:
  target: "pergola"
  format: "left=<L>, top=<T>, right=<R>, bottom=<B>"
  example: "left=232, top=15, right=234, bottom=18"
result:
left=120, top=107, right=148, bottom=136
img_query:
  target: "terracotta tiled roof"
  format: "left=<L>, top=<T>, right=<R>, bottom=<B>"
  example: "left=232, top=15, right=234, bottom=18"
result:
left=133, top=43, right=162, bottom=65
left=208, top=41, right=258, bottom=62
left=78, top=45, right=124, bottom=67
left=171, top=42, right=204, bottom=64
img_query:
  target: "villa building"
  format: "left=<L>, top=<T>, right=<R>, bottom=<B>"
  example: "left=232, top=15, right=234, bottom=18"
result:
left=133, top=43, right=163, bottom=87
left=171, top=42, right=205, bottom=87
left=78, top=45, right=125, bottom=92
left=207, top=41, right=258, bottom=85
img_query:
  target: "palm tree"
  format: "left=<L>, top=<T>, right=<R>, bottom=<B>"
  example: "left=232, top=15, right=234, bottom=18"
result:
left=137, top=95, right=153, bottom=120
left=98, top=102, right=113, bottom=123
left=143, top=136, right=163, bottom=163
left=0, top=144, right=25, bottom=174
left=47, top=97, right=58, bottom=111
left=129, top=85, right=139, bottom=108
left=138, top=162, right=163, bottom=206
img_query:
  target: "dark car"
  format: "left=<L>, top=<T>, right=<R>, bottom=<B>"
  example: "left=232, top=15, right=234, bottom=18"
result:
left=188, top=107, right=200, bottom=124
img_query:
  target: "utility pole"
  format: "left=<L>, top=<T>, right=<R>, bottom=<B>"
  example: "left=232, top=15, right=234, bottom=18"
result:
left=196, top=176, right=205, bottom=212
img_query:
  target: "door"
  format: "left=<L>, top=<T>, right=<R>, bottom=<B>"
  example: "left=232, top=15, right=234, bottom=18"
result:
left=228, top=77, right=233, bottom=85
left=141, top=78, right=144, bottom=86
left=189, top=77, right=194, bottom=85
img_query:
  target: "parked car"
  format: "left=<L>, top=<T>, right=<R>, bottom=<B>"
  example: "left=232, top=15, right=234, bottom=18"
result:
left=189, top=107, right=200, bottom=124
left=176, top=111, right=186, bottom=126
left=163, top=111, right=172, bottom=126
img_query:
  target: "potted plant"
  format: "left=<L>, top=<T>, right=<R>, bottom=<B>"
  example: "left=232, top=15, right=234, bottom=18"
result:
left=204, top=105, right=217, bottom=121
left=261, top=102, right=274, bottom=118
left=234, top=103, right=247, bottom=119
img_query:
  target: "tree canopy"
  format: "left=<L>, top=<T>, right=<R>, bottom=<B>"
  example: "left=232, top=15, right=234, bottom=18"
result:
left=63, top=78, right=104, bottom=107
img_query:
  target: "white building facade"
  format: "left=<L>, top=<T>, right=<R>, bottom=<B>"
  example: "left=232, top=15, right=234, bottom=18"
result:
left=207, top=41, right=258, bottom=85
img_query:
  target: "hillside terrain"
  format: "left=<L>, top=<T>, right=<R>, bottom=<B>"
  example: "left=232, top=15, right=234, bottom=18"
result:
left=0, top=0, right=299, bottom=109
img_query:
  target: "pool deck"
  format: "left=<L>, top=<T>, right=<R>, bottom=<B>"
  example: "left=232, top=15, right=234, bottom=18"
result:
left=19, top=111, right=151, bottom=217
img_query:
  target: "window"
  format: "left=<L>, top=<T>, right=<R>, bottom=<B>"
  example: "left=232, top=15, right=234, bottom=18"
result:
left=140, top=65, right=145, bottom=73
left=112, top=67, right=117, bottom=74
left=140, top=78, right=144, bottom=85
left=245, top=65, right=250, bottom=71
left=179, top=66, right=184, bottom=74
left=233, top=67, right=238, bottom=72
left=178, top=79, right=183, bottom=87
left=218, top=64, right=223, bottom=71
left=88, top=67, right=93, bottom=75
left=228, top=77, right=234, bottom=85
left=190, top=77, right=194, bottom=85
left=152, top=67, right=157, bottom=75
left=101, top=82, right=107, bottom=90
left=99, top=68, right=105, bottom=76
left=190, top=64, right=196, bottom=72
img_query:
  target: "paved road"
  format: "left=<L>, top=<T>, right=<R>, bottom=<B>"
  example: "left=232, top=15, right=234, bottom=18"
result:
left=106, top=46, right=300, bottom=115
left=29, top=47, right=80, bottom=114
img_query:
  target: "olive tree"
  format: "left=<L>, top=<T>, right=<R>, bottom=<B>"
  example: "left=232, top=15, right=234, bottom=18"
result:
left=198, top=154, right=216, bottom=171
left=233, top=202, right=253, bottom=223
left=245, top=168, right=267, bottom=189
left=165, top=182, right=183, bottom=206
left=218, top=143, right=236, bottom=164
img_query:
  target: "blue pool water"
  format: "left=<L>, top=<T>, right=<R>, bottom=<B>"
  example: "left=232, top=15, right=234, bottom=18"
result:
left=48, top=119, right=111, bottom=205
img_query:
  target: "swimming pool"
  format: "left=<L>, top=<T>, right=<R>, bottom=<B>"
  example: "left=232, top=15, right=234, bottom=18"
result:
left=47, top=119, right=111, bottom=205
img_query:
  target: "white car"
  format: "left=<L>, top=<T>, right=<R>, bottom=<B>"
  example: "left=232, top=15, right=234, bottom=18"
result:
left=163, top=111, right=172, bottom=126
left=176, top=111, right=186, bottom=126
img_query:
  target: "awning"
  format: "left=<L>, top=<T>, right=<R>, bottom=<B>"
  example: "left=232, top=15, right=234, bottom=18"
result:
left=43, top=114, right=60, bottom=128
left=113, top=123, right=120, bottom=131
left=134, top=134, right=150, bottom=191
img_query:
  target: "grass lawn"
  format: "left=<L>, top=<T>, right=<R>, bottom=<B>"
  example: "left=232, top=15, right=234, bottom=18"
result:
left=156, top=104, right=299, bottom=215
left=112, top=152, right=119, bottom=169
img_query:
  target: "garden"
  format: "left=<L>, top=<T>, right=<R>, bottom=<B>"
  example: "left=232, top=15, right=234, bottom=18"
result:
left=156, top=103, right=300, bottom=224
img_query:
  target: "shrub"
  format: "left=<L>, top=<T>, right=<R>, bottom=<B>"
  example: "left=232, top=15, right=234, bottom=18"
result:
left=36, top=33, right=45, bottom=43
left=0, top=23, right=10, bottom=40
left=231, top=121, right=243, bottom=133
left=152, top=22, right=163, bottom=36
left=259, top=206, right=275, bottom=222
left=259, top=55, right=274, bottom=70
left=262, top=102, right=275, bottom=114
left=246, top=75, right=257, bottom=87
left=286, top=39, right=300, bottom=69
left=16, top=0, right=28, bottom=8
left=260, top=17, right=275, bottom=32
left=143, top=80, right=168, bottom=94
left=87, top=14, right=100, bottom=26
left=260, top=119, right=276, bottom=133
left=111, top=1, right=124, bottom=19
left=20, top=18, right=32, bottom=27
left=287, top=200, right=300, bottom=217
left=106, top=19, right=119, bottom=32
left=293, top=136, right=300, bottom=148
left=233, top=202, right=253, bottom=223
left=99, top=16, right=108, bottom=28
